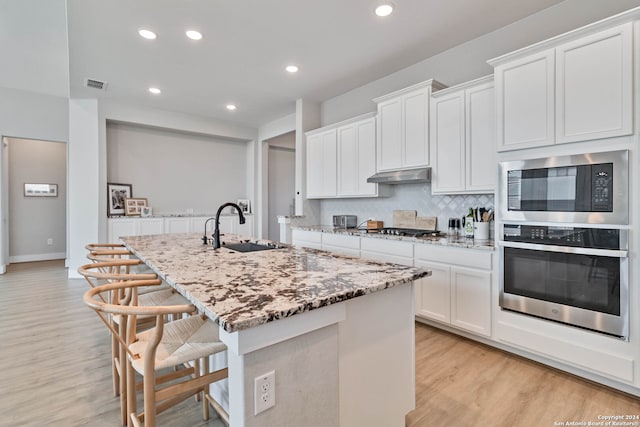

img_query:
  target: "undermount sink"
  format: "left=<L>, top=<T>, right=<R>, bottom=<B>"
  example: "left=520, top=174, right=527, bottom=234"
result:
left=222, top=242, right=282, bottom=253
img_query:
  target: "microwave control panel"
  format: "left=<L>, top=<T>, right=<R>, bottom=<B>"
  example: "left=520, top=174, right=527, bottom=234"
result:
left=591, top=163, right=613, bottom=211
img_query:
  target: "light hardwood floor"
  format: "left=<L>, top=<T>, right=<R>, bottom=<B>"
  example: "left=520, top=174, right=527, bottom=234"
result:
left=407, top=322, right=640, bottom=427
left=1, top=261, right=638, bottom=426
left=0, top=260, right=224, bottom=427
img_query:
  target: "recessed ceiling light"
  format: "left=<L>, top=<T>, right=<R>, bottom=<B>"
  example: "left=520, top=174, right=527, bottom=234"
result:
left=185, top=30, right=203, bottom=40
left=138, top=29, right=157, bottom=40
left=285, top=65, right=299, bottom=73
left=226, top=104, right=236, bottom=111
left=148, top=87, right=161, bottom=94
left=375, top=3, right=394, bottom=17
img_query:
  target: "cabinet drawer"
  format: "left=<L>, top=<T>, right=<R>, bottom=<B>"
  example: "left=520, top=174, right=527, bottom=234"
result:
left=414, top=244, right=492, bottom=270
left=322, top=233, right=361, bottom=250
left=361, top=238, right=413, bottom=266
left=292, top=230, right=322, bottom=250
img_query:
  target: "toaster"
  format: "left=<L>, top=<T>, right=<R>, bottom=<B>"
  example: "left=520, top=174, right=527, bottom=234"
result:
left=332, top=215, right=357, bottom=229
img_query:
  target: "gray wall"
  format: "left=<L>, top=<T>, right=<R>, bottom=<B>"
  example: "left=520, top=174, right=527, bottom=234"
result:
left=106, top=121, right=250, bottom=215
left=8, top=138, right=66, bottom=261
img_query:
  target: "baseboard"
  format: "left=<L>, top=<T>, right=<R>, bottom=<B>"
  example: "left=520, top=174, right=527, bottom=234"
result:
left=9, top=252, right=66, bottom=263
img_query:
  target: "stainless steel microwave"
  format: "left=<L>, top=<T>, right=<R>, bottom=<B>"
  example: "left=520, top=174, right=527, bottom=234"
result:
left=499, top=150, right=629, bottom=224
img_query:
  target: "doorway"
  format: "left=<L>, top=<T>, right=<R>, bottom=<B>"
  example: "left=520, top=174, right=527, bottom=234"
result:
left=4, top=137, right=67, bottom=264
left=267, top=132, right=295, bottom=242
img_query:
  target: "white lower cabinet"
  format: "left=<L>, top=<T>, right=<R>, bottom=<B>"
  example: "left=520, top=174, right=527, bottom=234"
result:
left=321, top=233, right=361, bottom=257
left=108, top=215, right=253, bottom=243
left=360, top=238, right=413, bottom=266
left=291, top=229, right=322, bottom=250
left=414, top=245, right=492, bottom=337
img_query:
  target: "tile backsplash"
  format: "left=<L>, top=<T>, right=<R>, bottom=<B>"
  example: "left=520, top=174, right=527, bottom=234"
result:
left=320, top=183, right=494, bottom=231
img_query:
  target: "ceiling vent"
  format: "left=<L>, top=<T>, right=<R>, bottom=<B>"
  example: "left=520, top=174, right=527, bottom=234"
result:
left=84, top=78, right=108, bottom=91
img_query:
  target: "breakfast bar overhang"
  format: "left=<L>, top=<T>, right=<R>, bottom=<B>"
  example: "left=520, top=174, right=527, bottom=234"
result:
left=121, top=233, right=430, bottom=427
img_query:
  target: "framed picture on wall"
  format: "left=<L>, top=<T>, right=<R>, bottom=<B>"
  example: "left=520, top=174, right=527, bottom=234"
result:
left=125, top=198, right=147, bottom=216
left=107, top=182, right=132, bottom=217
left=236, top=199, right=251, bottom=214
left=24, top=183, right=58, bottom=197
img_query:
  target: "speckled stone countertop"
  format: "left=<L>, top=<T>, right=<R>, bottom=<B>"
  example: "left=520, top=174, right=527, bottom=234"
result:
left=293, top=225, right=496, bottom=250
left=121, top=233, right=430, bottom=333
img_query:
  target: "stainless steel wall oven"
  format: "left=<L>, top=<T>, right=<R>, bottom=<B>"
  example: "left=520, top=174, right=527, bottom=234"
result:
left=500, top=224, right=628, bottom=338
left=499, top=150, right=629, bottom=339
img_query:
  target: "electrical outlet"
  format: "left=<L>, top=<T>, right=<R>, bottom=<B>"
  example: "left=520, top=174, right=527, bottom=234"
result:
left=47, top=238, right=53, bottom=245
left=254, top=370, right=275, bottom=415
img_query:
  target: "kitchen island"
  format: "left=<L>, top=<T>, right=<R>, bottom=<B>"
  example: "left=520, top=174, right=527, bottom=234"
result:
left=121, top=232, right=430, bottom=427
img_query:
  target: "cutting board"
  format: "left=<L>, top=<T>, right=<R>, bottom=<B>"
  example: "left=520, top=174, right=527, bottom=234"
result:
left=392, top=210, right=437, bottom=230
left=393, top=210, right=417, bottom=228
left=415, top=216, right=437, bottom=231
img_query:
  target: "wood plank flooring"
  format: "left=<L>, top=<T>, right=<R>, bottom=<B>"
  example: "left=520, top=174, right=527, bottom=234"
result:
left=1, top=261, right=638, bottom=426
left=0, top=260, right=224, bottom=427
left=407, top=322, right=640, bottom=427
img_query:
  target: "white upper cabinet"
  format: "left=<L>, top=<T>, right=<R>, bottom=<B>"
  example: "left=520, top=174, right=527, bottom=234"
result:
left=337, top=116, right=378, bottom=197
left=556, top=22, right=633, bottom=143
left=306, top=128, right=337, bottom=198
left=374, top=80, right=446, bottom=172
left=494, top=50, right=555, bottom=150
left=431, top=76, right=495, bottom=194
left=306, top=113, right=386, bottom=199
left=491, top=21, right=633, bottom=151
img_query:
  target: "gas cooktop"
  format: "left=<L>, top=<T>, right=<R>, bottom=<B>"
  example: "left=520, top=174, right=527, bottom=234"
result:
left=377, top=227, right=442, bottom=237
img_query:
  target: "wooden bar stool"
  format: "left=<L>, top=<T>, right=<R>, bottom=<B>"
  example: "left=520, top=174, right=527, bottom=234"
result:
left=84, top=281, right=229, bottom=427
left=78, top=260, right=186, bottom=425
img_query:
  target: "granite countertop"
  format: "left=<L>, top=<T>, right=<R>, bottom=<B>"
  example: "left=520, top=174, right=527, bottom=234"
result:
left=121, top=233, right=430, bottom=333
left=293, top=225, right=495, bottom=250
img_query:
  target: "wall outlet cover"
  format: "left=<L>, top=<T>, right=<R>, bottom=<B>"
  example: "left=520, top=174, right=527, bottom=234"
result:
left=254, top=370, right=275, bottom=415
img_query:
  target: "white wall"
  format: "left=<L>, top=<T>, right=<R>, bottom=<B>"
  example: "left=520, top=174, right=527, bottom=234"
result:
left=67, top=99, right=100, bottom=277
left=7, top=138, right=66, bottom=262
left=320, top=0, right=640, bottom=125
left=106, top=122, right=249, bottom=214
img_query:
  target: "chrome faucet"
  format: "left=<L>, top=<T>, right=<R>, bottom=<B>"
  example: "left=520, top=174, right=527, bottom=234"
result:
left=213, top=202, right=246, bottom=249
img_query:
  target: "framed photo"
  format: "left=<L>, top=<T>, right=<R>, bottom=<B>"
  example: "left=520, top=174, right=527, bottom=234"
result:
left=24, top=183, right=58, bottom=197
left=125, top=198, right=147, bottom=216
left=141, top=206, right=153, bottom=217
left=107, top=183, right=132, bottom=217
left=236, top=199, right=251, bottom=214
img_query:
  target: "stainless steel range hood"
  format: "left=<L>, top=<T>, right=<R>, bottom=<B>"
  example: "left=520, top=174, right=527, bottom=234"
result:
left=366, top=168, right=431, bottom=184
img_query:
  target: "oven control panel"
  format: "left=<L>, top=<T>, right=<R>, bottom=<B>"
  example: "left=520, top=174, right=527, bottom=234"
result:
left=503, top=224, right=619, bottom=249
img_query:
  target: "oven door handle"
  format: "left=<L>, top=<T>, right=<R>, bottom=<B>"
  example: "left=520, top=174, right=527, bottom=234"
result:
left=499, top=241, right=628, bottom=258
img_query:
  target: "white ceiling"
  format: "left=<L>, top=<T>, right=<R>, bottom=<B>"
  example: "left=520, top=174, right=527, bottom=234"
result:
left=3, top=0, right=571, bottom=128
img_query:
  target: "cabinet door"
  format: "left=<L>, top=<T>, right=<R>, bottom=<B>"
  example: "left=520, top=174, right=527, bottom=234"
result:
left=431, top=91, right=465, bottom=194
left=164, top=217, right=190, bottom=234
left=356, top=118, right=377, bottom=196
left=495, top=50, right=555, bottom=151
left=465, top=82, right=496, bottom=192
left=337, top=124, right=358, bottom=196
left=236, top=215, right=253, bottom=237
left=377, top=98, right=403, bottom=171
left=414, top=260, right=451, bottom=323
left=306, top=133, right=324, bottom=198
left=189, top=216, right=214, bottom=234
left=218, top=216, right=235, bottom=234
left=556, top=23, right=633, bottom=144
left=450, top=266, right=491, bottom=336
left=108, top=219, right=137, bottom=243
left=138, top=218, right=164, bottom=236
left=321, top=130, right=337, bottom=197
left=403, top=89, right=429, bottom=168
